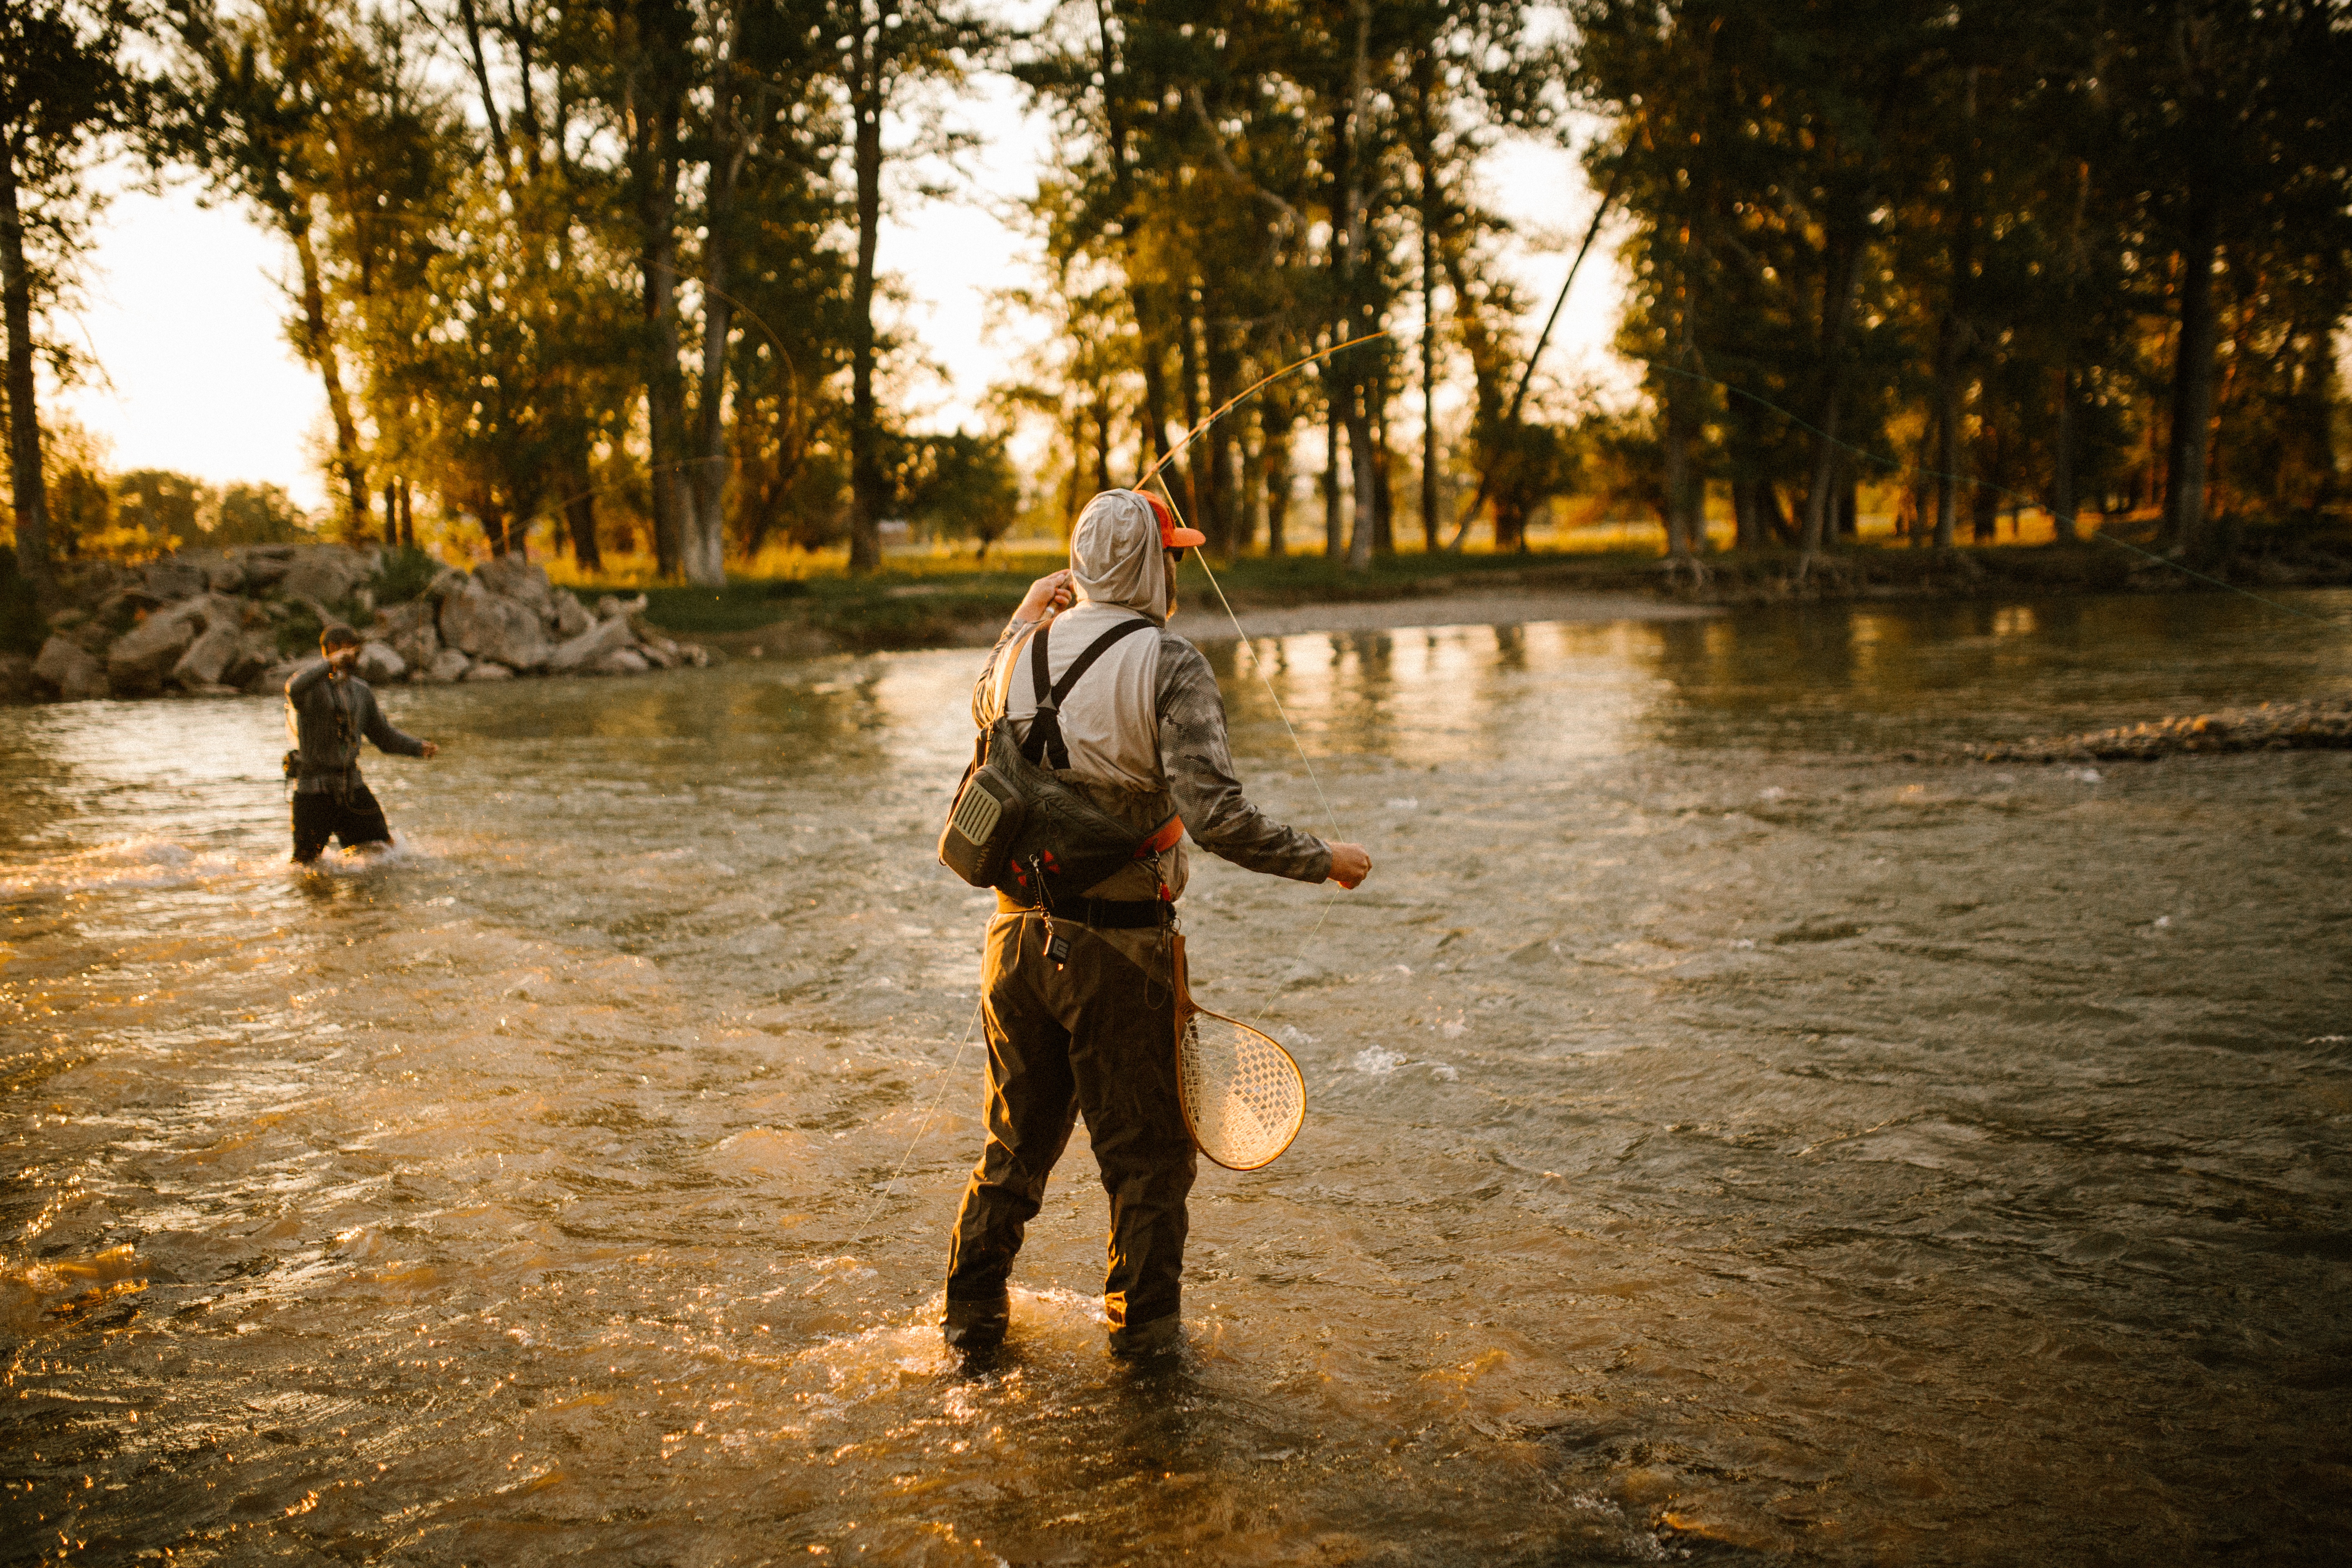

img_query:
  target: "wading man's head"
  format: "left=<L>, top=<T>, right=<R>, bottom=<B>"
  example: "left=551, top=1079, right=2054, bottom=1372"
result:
left=1069, top=488, right=1205, bottom=624
left=321, top=624, right=362, bottom=668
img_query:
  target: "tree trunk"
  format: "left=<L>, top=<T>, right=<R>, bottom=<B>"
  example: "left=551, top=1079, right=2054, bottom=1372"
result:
left=688, top=31, right=753, bottom=588
left=1419, top=158, right=1440, bottom=553
left=1662, top=349, right=1704, bottom=558
left=563, top=447, right=601, bottom=571
left=631, top=80, right=687, bottom=578
left=1093, top=0, right=1170, bottom=481
left=1175, top=295, right=1206, bottom=528
left=1263, top=395, right=1293, bottom=557
left=2162, top=186, right=2221, bottom=556
left=2051, top=363, right=2079, bottom=543
left=1, top=143, right=56, bottom=601
left=1341, top=0, right=1375, bottom=572
left=1731, top=478, right=1759, bottom=550
left=1239, top=414, right=1263, bottom=553
left=847, top=22, right=886, bottom=575
left=1204, top=311, right=1240, bottom=554
left=289, top=218, right=370, bottom=539
left=1799, top=229, right=1864, bottom=558
left=1323, top=384, right=1343, bottom=557
left=1345, top=394, right=1378, bottom=568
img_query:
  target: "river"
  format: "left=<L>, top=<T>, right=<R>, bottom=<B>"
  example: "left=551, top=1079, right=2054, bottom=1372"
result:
left=3, top=590, right=2348, bottom=1566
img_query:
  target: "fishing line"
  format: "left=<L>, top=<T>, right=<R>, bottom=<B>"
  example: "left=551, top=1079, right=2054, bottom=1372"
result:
left=1145, top=474, right=1351, bottom=954
left=810, top=995, right=984, bottom=1293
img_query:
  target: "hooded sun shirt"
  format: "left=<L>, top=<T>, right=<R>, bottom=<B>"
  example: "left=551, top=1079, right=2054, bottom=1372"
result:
left=976, top=489, right=1329, bottom=904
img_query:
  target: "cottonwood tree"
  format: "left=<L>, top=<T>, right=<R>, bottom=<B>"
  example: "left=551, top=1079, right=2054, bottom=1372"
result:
left=2, top=0, right=146, bottom=601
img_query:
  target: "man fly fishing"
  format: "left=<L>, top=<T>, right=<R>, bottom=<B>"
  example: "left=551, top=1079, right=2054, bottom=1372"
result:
left=942, top=488, right=1372, bottom=1359
left=284, top=624, right=438, bottom=863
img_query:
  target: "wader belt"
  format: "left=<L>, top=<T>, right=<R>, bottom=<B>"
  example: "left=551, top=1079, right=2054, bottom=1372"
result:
left=996, top=892, right=1171, bottom=930
left=297, top=762, right=363, bottom=801
left=1021, top=615, right=1154, bottom=772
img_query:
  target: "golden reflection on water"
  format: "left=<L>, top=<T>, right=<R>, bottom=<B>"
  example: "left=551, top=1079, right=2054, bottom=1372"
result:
left=3, top=589, right=2350, bottom=1564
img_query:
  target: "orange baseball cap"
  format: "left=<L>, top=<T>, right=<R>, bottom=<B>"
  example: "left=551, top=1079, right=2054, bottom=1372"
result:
left=1143, top=490, right=1206, bottom=549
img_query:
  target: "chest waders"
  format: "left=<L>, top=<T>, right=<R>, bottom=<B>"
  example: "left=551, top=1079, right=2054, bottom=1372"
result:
left=937, top=616, right=1181, bottom=921
left=286, top=679, right=362, bottom=804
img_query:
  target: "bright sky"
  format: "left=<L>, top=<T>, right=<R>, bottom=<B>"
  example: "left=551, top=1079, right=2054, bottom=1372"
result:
left=53, top=76, right=1629, bottom=515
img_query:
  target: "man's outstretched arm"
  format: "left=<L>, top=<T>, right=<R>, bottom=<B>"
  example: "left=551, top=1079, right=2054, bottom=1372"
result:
left=1154, top=636, right=1368, bottom=886
left=357, top=688, right=434, bottom=759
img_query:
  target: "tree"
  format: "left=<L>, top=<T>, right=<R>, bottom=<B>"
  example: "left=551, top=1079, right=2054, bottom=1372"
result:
left=1, top=0, right=143, bottom=601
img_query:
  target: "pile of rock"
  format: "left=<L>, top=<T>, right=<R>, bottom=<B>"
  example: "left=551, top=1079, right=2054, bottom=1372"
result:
left=1976, top=698, right=2352, bottom=762
left=361, top=554, right=706, bottom=685
left=13, top=543, right=707, bottom=704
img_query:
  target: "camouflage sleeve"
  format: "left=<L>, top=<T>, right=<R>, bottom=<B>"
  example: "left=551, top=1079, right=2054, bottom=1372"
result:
left=1154, top=632, right=1331, bottom=883
left=971, top=616, right=1037, bottom=730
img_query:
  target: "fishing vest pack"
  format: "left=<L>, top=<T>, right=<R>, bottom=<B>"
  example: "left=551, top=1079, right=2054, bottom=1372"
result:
left=938, top=615, right=1178, bottom=904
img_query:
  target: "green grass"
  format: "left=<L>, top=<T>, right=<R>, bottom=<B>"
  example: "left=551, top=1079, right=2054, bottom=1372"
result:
left=575, top=547, right=1660, bottom=646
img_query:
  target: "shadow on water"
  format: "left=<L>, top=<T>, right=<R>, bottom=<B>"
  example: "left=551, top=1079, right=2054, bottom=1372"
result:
left=4, top=591, right=2350, bottom=1564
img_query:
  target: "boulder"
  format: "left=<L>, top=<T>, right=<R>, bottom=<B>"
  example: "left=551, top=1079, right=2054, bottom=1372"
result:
left=595, top=592, right=648, bottom=621
left=246, top=659, right=303, bottom=697
left=141, top=557, right=211, bottom=601
left=423, top=648, right=473, bottom=683
left=91, top=588, right=163, bottom=629
left=550, top=590, right=593, bottom=638
left=35, top=635, right=111, bottom=702
left=424, top=565, right=472, bottom=602
left=170, top=622, right=268, bottom=690
left=438, top=580, right=551, bottom=670
left=199, top=552, right=248, bottom=593
left=475, top=555, right=553, bottom=617
left=594, top=648, right=650, bottom=675
left=0, top=653, right=37, bottom=706
left=106, top=600, right=210, bottom=694
left=464, top=659, right=516, bottom=681
left=545, top=613, right=637, bottom=673
left=372, top=600, right=440, bottom=670
left=232, top=557, right=292, bottom=595
left=229, top=546, right=294, bottom=589
left=631, top=625, right=684, bottom=670
left=277, top=544, right=372, bottom=606
left=354, top=641, right=406, bottom=684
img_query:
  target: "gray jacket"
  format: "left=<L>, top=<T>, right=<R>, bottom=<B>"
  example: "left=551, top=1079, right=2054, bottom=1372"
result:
left=284, top=659, right=426, bottom=793
left=973, top=614, right=1330, bottom=895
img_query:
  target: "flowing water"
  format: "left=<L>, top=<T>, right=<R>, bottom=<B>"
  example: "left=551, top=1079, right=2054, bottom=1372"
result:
left=4, top=590, right=2349, bottom=1566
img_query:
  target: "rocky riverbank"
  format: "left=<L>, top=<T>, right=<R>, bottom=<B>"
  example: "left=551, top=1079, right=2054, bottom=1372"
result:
left=4, top=544, right=707, bottom=705
left=1971, top=698, right=2352, bottom=762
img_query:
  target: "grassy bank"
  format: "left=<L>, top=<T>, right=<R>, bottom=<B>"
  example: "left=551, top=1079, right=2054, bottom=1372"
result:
left=579, top=548, right=1625, bottom=652
left=583, top=523, right=2352, bottom=655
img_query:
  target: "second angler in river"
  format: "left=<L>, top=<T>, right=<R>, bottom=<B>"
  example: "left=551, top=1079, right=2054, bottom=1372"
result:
left=940, top=489, right=1373, bottom=1360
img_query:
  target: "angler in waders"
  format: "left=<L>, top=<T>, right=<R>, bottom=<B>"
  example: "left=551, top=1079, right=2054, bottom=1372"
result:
left=284, top=624, right=438, bottom=863
left=941, top=488, right=1372, bottom=1359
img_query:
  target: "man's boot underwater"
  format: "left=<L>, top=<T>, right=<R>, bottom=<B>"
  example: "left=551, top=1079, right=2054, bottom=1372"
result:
left=941, top=1294, right=1009, bottom=1354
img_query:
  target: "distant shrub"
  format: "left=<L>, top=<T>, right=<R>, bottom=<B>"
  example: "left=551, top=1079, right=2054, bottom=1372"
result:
left=370, top=545, right=440, bottom=605
left=276, top=599, right=325, bottom=657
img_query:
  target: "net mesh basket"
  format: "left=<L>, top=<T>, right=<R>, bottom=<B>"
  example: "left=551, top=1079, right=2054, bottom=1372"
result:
left=1176, top=1007, right=1305, bottom=1172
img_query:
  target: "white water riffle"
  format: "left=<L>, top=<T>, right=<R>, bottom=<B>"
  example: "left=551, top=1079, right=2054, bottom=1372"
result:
left=4, top=590, right=2350, bottom=1564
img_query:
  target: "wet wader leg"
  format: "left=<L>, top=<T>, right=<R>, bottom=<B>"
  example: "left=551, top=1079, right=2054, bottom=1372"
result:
left=1056, top=928, right=1194, bottom=1347
left=335, top=783, right=392, bottom=849
left=292, top=794, right=336, bottom=863
left=945, top=914, right=1080, bottom=1312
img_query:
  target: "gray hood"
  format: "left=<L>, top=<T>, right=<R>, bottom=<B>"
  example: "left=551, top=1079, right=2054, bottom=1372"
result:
left=1069, top=489, right=1170, bottom=624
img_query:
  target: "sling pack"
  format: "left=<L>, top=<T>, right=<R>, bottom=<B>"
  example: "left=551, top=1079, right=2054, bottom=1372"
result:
left=938, top=615, right=1175, bottom=902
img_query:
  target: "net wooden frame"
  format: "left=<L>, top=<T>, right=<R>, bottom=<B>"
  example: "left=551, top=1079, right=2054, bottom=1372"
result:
left=1171, top=934, right=1305, bottom=1172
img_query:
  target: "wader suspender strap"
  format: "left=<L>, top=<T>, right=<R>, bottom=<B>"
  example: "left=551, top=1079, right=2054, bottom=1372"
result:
left=1020, top=616, right=1153, bottom=771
